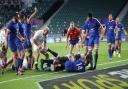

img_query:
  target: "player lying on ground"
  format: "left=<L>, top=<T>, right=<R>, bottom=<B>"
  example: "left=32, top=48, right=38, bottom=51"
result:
left=41, top=53, right=86, bottom=72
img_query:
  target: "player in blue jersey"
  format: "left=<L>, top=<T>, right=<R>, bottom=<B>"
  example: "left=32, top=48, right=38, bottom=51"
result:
left=104, top=14, right=116, bottom=60
left=83, top=13, right=104, bottom=70
left=16, top=14, right=26, bottom=75
left=24, top=7, right=37, bottom=69
left=114, top=18, right=127, bottom=57
left=5, top=13, right=20, bottom=74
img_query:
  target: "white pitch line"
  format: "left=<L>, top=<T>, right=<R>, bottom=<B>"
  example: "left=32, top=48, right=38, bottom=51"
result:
left=0, top=59, right=128, bottom=84
left=0, top=72, right=58, bottom=84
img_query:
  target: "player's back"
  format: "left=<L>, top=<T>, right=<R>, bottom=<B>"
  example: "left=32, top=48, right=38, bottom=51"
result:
left=24, top=23, right=31, bottom=40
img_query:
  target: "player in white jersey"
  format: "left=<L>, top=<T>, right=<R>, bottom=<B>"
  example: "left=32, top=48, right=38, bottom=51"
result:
left=33, top=27, right=58, bottom=70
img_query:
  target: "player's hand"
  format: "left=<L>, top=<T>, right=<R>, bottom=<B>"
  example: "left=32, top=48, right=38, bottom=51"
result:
left=34, top=7, right=37, bottom=12
left=20, top=37, right=25, bottom=42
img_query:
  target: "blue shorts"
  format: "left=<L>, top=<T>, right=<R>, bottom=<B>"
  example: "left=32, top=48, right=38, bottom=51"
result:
left=107, top=36, right=115, bottom=44
left=84, top=38, right=89, bottom=47
left=16, top=41, right=24, bottom=52
left=69, top=39, right=79, bottom=45
left=8, top=40, right=17, bottom=52
left=116, top=37, right=122, bottom=43
left=88, top=36, right=99, bottom=46
left=24, top=40, right=32, bottom=49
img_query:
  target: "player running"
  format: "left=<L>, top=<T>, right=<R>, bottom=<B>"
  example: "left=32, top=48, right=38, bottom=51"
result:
left=104, top=14, right=116, bottom=60
left=114, top=17, right=127, bottom=57
left=84, top=13, right=104, bottom=70
left=66, top=21, right=81, bottom=54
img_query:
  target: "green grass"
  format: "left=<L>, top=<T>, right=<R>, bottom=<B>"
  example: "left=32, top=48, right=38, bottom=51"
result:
left=0, top=42, right=128, bottom=89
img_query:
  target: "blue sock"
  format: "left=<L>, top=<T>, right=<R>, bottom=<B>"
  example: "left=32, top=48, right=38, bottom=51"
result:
left=88, top=51, right=93, bottom=68
left=112, top=47, right=115, bottom=56
left=19, top=59, right=23, bottom=68
left=108, top=49, right=112, bottom=58
left=94, top=50, right=98, bottom=68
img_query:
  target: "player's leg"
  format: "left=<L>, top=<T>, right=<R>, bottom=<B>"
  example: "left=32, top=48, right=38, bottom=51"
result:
left=86, top=37, right=93, bottom=70
left=17, top=43, right=25, bottom=75
left=47, top=48, right=58, bottom=57
left=118, top=40, right=122, bottom=57
left=76, top=43, right=80, bottom=54
left=34, top=48, right=40, bottom=70
left=113, top=39, right=117, bottom=57
left=24, top=40, right=33, bottom=69
left=8, top=40, right=18, bottom=72
left=107, top=37, right=113, bottom=60
left=69, top=44, right=74, bottom=54
left=93, top=37, right=99, bottom=69
left=83, top=38, right=89, bottom=65
left=108, top=43, right=112, bottom=60
left=69, top=40, right=76, bottom=54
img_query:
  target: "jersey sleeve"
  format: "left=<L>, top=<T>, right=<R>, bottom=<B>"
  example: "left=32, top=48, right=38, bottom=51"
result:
left=95, top=18, right=101, bottom=28
left=82, top=22, right=88, bottom=32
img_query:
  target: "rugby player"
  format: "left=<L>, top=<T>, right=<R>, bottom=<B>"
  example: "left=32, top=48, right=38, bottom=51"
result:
left=114, top=17, right=127, bottom=57
left=5, top=13, right=21, bottom=74
left=33, top=27, right=58, bottom=70
left=104, top=14, right=116, bottom=60
left=23, top=7, right=37, bottom=69
left=84, top=13, right=104, bottom=70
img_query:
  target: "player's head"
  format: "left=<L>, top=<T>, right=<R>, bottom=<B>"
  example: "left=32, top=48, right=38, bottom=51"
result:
left=116, top=17, right=120, bottom=23
left=108, top=14, right=113, bottom=21
left=74, top=54, right=81, bottom=60
left=70, top=21, right=75, bottom=30
left=43, top=27, right=49, bottom=35
left=18, top=14, right=25, bottom=22
left=87, top=13, right=93, bottom=20
left=12, top=13, right=18, bottom=22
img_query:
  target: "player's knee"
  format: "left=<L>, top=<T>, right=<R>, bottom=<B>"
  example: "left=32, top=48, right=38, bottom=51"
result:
left=94, top=49, right=98, bottom=55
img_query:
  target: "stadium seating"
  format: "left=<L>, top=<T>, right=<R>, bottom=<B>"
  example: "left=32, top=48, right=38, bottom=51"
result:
left=48, top=0, right=127, bottom=35
left=122, top=12, right=128, bottom=29
left=0, top=0, right=57, bottom=29
left=25, top=0, right=57, bottom=19
left=0, top=0, right=23, bottom=28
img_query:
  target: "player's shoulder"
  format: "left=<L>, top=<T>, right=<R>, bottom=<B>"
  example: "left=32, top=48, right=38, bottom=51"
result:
left=93, top=18, right=99, bottom=22
left=75, top=27, right=80, bottom=31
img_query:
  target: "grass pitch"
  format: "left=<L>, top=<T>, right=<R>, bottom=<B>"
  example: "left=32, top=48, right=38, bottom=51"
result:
left=0, top=42, right=128, bottom=89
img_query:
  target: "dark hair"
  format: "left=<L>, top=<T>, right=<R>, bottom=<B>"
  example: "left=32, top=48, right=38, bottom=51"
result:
left=18, top=14, right=25, bottom=19
left=75, top=54, right=81, bottom=60
left=88, top=13, right=93, bottom=18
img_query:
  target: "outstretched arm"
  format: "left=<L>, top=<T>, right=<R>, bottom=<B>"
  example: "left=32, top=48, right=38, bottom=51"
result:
left=27, top=7, right=38, bottom=24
